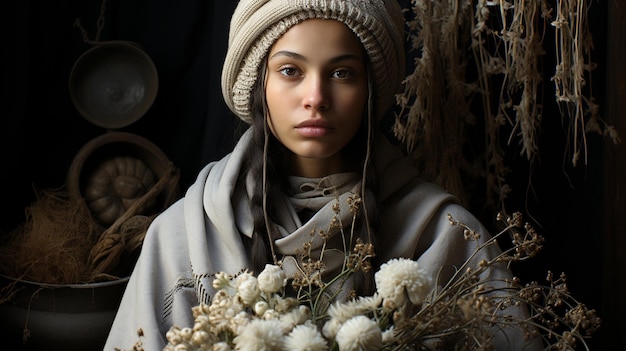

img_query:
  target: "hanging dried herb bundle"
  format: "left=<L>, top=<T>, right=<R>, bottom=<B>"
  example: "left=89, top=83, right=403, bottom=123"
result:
left=395, top=0, right=619, bottom=211
left=551, top=0, right=620, bottom=165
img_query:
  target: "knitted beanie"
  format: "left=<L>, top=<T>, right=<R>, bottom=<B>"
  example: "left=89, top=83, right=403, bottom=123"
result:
left=221, top=0, right=406, bottom=124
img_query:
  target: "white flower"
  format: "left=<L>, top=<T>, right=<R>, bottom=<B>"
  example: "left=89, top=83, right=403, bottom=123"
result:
left=327, top=294, right=382, bottom=323
left=273, top=296, right=299, bottom=313
left=262, top=308, right=280, bottom=320
left=236, top=272, right=260, bottom=305
left=233, top=319, right=285, bottom=351
left=327, top=300, right=360, bottom=323
left=192, top=330, right=211, bottom=345
left=212, top=272, right=233, bottom=290
left=257, top=264, right=286, bottom=293
left=279, top=305, right=311, bottom=331
left=283, top=322, right=328, bottom=351
left=179, top=327, right=193, bottom=340
left=355, top=293, right=383, bottom=312
left=335, top=315, right=382, bottom=351
left=322, top=318, right=342, bottom=339
left=374, top=258, right=431, bottom=307
left=212, top=342, right=232, bottom=351
left=254, top=301, right=270, bottom=316
left=193, top=314, right=209, bottom=332
left=166, top=326, right=183, bottom=345
left=208, top=296, right=244, bottom=333
left=229, top=311, right=250, bottom=335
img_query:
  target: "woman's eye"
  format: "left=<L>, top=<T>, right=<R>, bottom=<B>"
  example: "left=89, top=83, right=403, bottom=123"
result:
left=279, top=67, right=299, bottom=77
left=332, top=69, right=353, bottom=79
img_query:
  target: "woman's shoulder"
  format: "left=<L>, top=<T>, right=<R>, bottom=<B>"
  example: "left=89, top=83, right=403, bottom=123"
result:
left=380, top=176, right=459, bottom=219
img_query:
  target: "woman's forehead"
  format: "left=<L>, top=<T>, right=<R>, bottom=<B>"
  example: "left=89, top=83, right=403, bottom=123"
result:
left=269, top=18, right=365, bottom=60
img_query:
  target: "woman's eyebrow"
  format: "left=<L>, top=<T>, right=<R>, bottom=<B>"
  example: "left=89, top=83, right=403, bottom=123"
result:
left=269, top=50, right=363, bottom=64
left=269, top=50, right=306, bottom=61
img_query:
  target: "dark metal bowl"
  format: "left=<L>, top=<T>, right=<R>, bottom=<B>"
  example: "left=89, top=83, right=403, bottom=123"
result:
left=69, top=41, right=158, bottom=129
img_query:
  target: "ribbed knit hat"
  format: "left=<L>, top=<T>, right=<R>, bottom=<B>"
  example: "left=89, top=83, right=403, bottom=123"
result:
left=221, top=0, right=406, bottom=124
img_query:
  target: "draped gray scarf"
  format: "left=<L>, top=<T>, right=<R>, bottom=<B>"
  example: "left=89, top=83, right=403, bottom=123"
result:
left=274, top=173, right=363, bottom=302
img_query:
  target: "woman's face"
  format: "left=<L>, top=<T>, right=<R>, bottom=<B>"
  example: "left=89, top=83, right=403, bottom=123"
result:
left=265, top=19, right=368, bottom=178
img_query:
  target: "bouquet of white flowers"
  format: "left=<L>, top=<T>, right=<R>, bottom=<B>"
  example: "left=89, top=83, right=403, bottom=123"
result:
left=118, top=209, right=599, bottom=351
left=161, top=256, right=431, bottom=351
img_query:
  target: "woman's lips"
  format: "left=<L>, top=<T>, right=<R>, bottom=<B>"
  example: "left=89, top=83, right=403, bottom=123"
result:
left=295, top=119, right=333, bottom=137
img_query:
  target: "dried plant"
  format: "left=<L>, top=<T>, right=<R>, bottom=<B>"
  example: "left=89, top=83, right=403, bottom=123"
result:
left=394, top=0, right=619, bottom=211
left=119, top=197, right=600, bottom=351
left=550, top=0, right=620, bottom=165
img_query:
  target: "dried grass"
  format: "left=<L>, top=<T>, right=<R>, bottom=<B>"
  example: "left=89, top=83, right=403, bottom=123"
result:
left=395, top=0, right=619, bottom=211
left=0, top=188, right=99, bottom=284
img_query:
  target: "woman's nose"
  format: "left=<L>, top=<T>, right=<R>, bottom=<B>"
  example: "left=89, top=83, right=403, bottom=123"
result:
left=302, top=75, right=329, bottom=111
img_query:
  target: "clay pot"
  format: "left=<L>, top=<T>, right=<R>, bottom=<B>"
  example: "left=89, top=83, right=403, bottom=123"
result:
left=0, top=276, right=128, bottom=350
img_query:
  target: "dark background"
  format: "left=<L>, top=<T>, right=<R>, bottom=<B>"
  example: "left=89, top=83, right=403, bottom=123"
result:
left=1, top=0, right=619, bottom=349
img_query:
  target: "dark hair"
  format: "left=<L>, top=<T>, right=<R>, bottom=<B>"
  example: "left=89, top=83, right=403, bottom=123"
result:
left=238, top=60, right=283, bottom=273
left=240, top=57, right=382, bottom=295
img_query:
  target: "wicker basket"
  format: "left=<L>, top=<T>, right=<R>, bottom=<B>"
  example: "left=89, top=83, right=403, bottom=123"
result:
left=67, top=131, right=179, bottom=230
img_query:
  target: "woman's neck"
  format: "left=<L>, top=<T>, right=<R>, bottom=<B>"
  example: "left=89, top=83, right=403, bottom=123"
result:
left=288, top=153, right=359, bottom=178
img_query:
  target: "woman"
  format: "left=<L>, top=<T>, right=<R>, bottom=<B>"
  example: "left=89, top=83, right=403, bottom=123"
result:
left=105, top=1, right=540, bottom=350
